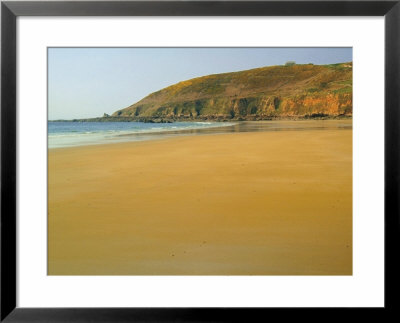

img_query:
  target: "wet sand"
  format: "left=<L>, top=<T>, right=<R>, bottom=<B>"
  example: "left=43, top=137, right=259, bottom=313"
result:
left=48, top=124, right=352, bottom=275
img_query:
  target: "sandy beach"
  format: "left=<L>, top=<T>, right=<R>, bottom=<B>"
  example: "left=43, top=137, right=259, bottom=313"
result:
left=48, top=124, right=352, bottom=275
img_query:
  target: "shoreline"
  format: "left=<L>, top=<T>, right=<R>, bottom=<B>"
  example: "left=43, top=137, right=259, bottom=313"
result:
left=49, top=119, right=352, bottom=149
left=49, top=127, right=352, bottom=275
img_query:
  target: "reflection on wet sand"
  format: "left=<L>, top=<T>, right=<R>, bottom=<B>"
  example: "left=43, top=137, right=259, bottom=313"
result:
left=116, top=120, right=352, bottom=142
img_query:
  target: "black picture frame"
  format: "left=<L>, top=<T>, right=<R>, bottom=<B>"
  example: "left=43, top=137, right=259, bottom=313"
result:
left=1, top=0, right=399, bottom=321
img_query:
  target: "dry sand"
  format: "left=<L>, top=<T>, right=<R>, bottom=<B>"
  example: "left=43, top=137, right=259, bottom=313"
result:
left=48, top=127, right=352, bottom=275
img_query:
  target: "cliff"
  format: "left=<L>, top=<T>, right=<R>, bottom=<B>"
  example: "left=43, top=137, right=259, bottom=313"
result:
left=112, top=62, right=352, bottom=121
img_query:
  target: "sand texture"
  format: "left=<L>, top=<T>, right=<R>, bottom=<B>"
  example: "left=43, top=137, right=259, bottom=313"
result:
left=48, top=127, right=352, bottom=275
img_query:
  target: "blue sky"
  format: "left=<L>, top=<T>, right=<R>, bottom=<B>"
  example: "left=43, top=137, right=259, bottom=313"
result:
left=48, top=47, right=352, bottom=120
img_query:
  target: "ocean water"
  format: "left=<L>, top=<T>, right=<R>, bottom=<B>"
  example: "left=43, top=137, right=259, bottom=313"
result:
left=48, top=121, right=236, bottom=148
left=48, top=120, right=352, bottom=148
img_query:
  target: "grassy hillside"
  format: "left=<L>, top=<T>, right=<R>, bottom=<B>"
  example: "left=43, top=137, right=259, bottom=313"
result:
left=112, top=62, right=352, bottom=120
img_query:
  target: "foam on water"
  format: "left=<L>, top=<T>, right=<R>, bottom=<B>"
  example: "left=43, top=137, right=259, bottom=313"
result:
left=48, top=120, right=352, bottom=149
left=48, top=121, right=236, bottom=148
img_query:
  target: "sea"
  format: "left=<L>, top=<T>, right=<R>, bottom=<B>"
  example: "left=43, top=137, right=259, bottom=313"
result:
left=48, top=120, right=352, bottom=149
left=48, top=121, right=236, bottom=148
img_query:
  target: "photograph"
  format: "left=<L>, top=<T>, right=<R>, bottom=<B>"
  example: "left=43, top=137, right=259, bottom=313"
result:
left=3, top=0, right=398, bottom=319
left=47, top=47, right=353, bottom=275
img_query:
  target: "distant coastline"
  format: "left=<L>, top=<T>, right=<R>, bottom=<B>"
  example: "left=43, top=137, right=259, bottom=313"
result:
left=110, top=62, right=353, bottom=121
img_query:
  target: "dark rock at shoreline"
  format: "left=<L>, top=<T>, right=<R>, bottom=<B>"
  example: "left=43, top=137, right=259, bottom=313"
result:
left=50, top=114, right=351, bottom=123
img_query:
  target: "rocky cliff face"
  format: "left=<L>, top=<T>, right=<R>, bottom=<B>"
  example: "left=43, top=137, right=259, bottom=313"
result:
left=112, top=63, right=352, bottom=120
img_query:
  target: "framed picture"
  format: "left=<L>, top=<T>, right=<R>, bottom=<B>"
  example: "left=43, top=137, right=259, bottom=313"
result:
left=1, top=0, right=399, bottom=321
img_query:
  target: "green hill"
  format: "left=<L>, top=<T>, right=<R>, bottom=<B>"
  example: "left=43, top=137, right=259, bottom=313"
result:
left=112, top=62, right=352, bottom=121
